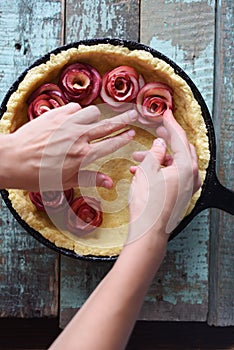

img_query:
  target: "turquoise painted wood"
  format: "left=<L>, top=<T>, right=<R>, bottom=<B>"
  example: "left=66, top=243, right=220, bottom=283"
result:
left=0, top=0, right=233, bottom=326
left=0, top=0, right=63, bottom=317
left=208, top=0, right=234, bottom=326
left=138, top=0, right=216, bottom=321
left=65, top=0, right=140, bottom=42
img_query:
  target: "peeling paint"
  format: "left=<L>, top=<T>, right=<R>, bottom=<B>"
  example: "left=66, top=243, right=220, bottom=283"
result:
left=0, top=0, right=60, bottom=318
left=2, top=0, right=231, bottom=326
left=165, top=0, right=214, bottom=3
left=66, top=0, right=139, bottom=42
left=149, top=37, right=214, bottom=113
left=141, top=0, right=215, bottom=61
left=141, top=1, right=215, bottom=116
left=0, top=0, right=63, bottom=103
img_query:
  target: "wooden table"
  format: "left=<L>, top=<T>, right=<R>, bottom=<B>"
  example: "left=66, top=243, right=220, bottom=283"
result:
left=0, top=0, right=233, bottom=347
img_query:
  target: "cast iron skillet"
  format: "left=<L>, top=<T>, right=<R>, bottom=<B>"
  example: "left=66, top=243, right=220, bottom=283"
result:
left=1, top=38, right=233, bottom=261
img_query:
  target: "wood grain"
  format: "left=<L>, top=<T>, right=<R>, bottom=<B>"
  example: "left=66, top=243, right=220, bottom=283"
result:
left=208, top=0, right=234, bottom=326
left=1, top=0, right=232, bottom=327
left=138, top=215, right=210, bottom=321
left=139, top=0, right=216, bottom=321
left=60, top=258, right=114, bottom=327
left=141, top=0, right=215, bottom=112
left=65, top=0, right=140, bottom=42
left=0, top=0, right=63, bottom=317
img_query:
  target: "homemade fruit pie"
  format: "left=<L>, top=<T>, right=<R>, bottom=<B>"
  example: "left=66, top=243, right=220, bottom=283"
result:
left=0, top=43, right=210, bottom=256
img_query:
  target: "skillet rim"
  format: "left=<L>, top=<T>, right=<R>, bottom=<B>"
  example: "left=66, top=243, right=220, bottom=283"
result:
left=0, top=37, right=216, bottom=260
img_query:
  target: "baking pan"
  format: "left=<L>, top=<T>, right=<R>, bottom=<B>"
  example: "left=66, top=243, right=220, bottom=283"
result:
left=1, top=38, right=233, bottom=260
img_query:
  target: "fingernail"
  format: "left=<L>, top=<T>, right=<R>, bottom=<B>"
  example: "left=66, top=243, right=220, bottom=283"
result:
left=100, top=175, right=113, bottom=189
left=153, top=138, right=166, bottom=147
left=127, top=129, right=136, bottom=137
left=163, top=109, right=173, bottom=118
left=128, top=110, right=138, bottom=121
left=102, top=180, right=113, bottom=189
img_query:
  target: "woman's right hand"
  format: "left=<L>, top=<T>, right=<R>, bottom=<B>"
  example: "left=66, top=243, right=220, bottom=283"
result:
left=127, top=110, right=201, bottom=243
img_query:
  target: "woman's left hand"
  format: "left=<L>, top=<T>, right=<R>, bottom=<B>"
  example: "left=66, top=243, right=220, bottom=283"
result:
left=0, top=103, right=138, bottom=191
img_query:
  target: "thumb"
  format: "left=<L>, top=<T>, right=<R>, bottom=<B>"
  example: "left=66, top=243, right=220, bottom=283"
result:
left=132, top=137, right=167, bottom=174
left=149, top=138, right=167, bottom=169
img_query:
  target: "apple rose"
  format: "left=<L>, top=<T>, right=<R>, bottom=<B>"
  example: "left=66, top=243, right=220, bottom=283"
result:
left=29, top=189, right=74, bottom=213
left=58, top=63, right=101, bottom=106
left=27, top=83, right=67, bottom=120
left=100, top=66, right=145, bottom=111
left=66, top=196, right=103, bottom=236
left=136, top=82, right=173, bottom=126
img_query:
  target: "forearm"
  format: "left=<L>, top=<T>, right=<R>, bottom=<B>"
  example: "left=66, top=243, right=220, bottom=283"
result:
left=103, top=230, right=168, bottom=348
left=49, top=229, right=168, bottom=350
left=0, top=133, right=27, bottom=189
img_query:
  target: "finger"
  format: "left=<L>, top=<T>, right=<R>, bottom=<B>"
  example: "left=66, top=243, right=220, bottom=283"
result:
left=86, top=109, right=138, bottom=141
left=56, top=102, right=82, bottom=115
left=131, top=138, right=167, bottom=174
left=132, top=150, right=149, bottom=162
left=189, top=143, right=198, bottom=163
left=150, top=138, right=167, bottom=166
left=83, top=129, right=136, bottom=165
left=162, top=153, right=173, bottom=167
left=163, top=109, right=191, bottom=163
left=78, top=170, right=113, bottom=189
left=140, top=137, right=167, bottom=172
left=188, top=143, right=202, bottom=193
left=130, top=165, right=138, bottom=174
left=71, top=105, right=101, bottom=125
left=193, top=171, right=202, bottom=194
left=156, top=125, right=170, bottom=143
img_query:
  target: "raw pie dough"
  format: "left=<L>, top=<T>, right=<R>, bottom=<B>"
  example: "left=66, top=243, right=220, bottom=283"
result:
left=0, top=43, right=210, bottom=256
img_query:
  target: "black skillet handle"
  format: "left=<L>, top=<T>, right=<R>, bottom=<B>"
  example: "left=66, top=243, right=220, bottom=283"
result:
left=170, top=171, right=234, bottom=240
left=199, top=171, right=234, bottom=215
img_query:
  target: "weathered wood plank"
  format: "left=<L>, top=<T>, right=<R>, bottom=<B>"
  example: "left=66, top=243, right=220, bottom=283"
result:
left=60, top=214, right=210, bottom=327
left=139, top=214, right=210, bottom=321
left=0, top=0, right=63, bottom=317
left=139, top=0, right=216, bottom=321
left=59, top=0, right=215, bottom=327
left=208, top=0, right=234, bottom=326
left=60, top=258, right=114, bottom=327
left=59, top=0, right=140, bottom=328
left=141, top=0, right=215, bottom=113
left=65, top=0, right=140, bottom=42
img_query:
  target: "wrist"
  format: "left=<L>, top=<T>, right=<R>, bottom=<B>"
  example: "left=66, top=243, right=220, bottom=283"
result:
left=0, top=133, right=15, bottom=188
left=117, top=227, right=168, bottom=288
left=124, top=225, right=168, bottom=263
left=126, top=219, right=169, bottom=247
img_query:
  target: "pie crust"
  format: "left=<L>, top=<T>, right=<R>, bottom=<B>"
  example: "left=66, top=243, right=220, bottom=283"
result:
left=0, top=43, right=210, bottom=256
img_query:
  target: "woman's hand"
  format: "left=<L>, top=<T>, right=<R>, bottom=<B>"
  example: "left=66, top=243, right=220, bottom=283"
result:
left=127, top=109, right=201, bottom=242
left=0, top=103, right=138, bottom=191
left=48, top=110, right=201, bottom=350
